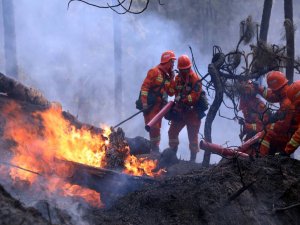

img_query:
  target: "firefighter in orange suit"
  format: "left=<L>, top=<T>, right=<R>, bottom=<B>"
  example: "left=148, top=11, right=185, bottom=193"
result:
left=255, top=71, right=293, bottom=156
left=239, top=81, right=269, bottom=142
left=167, top=55, right=202, bottom=162
left=284, top=81, right=300, bottom=155
left=140, top=50, right=176, bottom=152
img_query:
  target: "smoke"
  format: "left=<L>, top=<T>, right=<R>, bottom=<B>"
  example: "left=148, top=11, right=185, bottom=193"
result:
left=0, top=1, right=299, bottom=171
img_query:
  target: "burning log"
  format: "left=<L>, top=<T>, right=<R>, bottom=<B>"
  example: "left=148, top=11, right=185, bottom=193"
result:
left=0, top=72, right=50, bottom=106
left=0, top=72, right=164, bottom=208
left=59, top=159, right=157, bottom=205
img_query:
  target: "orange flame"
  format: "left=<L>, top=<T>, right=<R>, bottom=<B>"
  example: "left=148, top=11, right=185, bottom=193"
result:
left=2, top=101, right=162, bottom=207
left=124, top=155, right=162, bottom=177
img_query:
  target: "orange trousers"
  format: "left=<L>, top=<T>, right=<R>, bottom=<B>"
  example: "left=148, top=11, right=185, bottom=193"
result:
left=143, top=103, right=163, bottom=149
left=168, top=109, right=201, bottom=153
left=259, top=128, right=290, bottom=156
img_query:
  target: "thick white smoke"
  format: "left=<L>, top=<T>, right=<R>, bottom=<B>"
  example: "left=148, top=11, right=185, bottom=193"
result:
left=0, top=0, right=299, bottom=163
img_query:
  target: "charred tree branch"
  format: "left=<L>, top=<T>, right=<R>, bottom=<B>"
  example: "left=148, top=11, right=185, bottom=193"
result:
left=202, top=53, right=225, bottom=167
left=273, top=202, right=300, bottom=212
left=225, top=181, right=256, bottom=205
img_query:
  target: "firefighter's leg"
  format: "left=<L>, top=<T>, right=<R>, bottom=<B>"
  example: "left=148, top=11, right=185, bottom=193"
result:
left=144, top=104, right=162, bottom=152
left=168, top=120, right=185, bottom=153
left=186, top=112, right=201, bottom=162
left=259, top=123, right=275, bottom=156
left=259, top=134, right=271, bottom=156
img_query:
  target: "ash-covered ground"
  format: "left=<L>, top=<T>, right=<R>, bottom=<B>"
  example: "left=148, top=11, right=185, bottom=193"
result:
left=0, top=152, right=300, bottom=225
left=86, top=157, right=300, bottom=225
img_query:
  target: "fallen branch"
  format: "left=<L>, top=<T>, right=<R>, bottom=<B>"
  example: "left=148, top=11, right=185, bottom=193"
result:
left=224, top=180, right=256, bottom=205
left=273, top=202, right=300, bottom=212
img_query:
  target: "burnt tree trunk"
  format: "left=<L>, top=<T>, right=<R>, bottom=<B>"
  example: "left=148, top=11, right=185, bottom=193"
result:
left=259, top=0, right=273, bottom=42
left=2, top=0, right=18, bottom=79
left=202, top=54, right=225, bottom=167
left=284, top=0, right=294, bottom=83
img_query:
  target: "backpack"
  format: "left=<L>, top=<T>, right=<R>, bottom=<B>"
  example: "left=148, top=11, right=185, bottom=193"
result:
left=135, top=78, right=166, bottom=110
left=196, top=91, right=209, bottom=119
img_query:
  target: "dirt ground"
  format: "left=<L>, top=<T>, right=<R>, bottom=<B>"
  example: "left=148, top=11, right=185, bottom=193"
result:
left=0, top=145, right=300, bottom=225
left=0, top=185, right=49, bottom=225
left=86, top=157, right=300, bottom=225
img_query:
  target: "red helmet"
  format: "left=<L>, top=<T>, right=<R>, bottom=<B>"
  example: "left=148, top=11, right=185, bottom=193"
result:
left=266, top=71, right=288, bottom=91
left=160, top=50, right=176, bottom=64
left=287, top=80, right=300, bottom=104
left=177, top=55, right=192, bottom=70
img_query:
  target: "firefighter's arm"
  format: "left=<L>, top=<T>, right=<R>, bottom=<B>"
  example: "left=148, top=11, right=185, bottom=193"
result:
left=140, top=69, right=156, bottom=105
left=165, top=76, right=177, bottom=97
left=182, top=80, right=202, bottom=105
left=285, top=128, right=300, bottom=154
left=273, top=100, right=293, bottom=133
left=244, top=121, right=263, bottom=133
left=257, top=86, right=280, bottom=103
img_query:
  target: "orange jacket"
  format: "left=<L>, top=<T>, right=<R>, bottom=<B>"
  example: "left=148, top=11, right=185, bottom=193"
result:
left=258, top=85, right=293, bottom=134
left=239, top=95, right=268, bottom=133
left=285, top=125, right=300, bottom=154
left=168, top=70, right=202, bottom=106
left=285, top=106, right=300, bottom=154
left=140, top=66, right=173, bottom=105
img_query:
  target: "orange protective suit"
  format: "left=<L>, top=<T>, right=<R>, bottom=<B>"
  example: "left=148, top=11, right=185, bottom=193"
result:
left=167, top=70, right=202, bottom=155
left=239, top=94, right=268, bottom=141
left=285, top=116, right=300, bottom=155
left=257, top=85, right=293, bottom=156
left=141, top=65, right=173, bottom=150
left=284, top=81, right=300, bottom=155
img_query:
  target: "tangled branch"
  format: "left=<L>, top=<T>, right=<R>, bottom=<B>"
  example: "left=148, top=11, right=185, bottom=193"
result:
left=68, top=0, right=164, bottom=14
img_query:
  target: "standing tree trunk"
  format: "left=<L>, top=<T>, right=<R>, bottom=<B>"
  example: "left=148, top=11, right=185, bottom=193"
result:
left=259, top=0, right=273, bottom=42
left=2, top=0, right=18, bottom=79
left=113, top=2, right=123, bottom=120
left=202, top=54, right=225, bottom=167
left=284, top=0, right=294, bottom=83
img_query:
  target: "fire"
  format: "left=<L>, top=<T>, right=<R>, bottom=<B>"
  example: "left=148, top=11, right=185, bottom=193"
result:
left=1, top=101, right=162, bottom=207
left=124, top=155, right=162, bottom=177
left=62, top=183, right=102, bottom=207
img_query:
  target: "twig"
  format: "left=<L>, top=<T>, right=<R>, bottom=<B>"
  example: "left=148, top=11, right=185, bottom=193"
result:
left=225, top=181, right=256, bottom=205
left=273, top=203, right=300, bottom=212
left=0, top=161, right=41, bottom=176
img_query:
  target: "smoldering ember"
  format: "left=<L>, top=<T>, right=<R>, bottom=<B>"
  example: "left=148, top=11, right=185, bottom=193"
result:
left=0, top=0, right=300, bottom=225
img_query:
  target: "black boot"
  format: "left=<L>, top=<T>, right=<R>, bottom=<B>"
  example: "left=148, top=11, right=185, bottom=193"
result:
left=150, top=142, right=160, bottom=153
left=171, top=146, right=178, bottom=153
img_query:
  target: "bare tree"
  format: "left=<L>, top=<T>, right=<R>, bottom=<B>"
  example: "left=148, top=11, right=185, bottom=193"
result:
left=259, top=0, right=273, bottom=42
left=202, top=50, right=225, bottom=167
left=2, top=0, right=18, bottom=79
left=68, top=0, right=163, bottom=14
left=284, top=0, right=294, bottom=83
